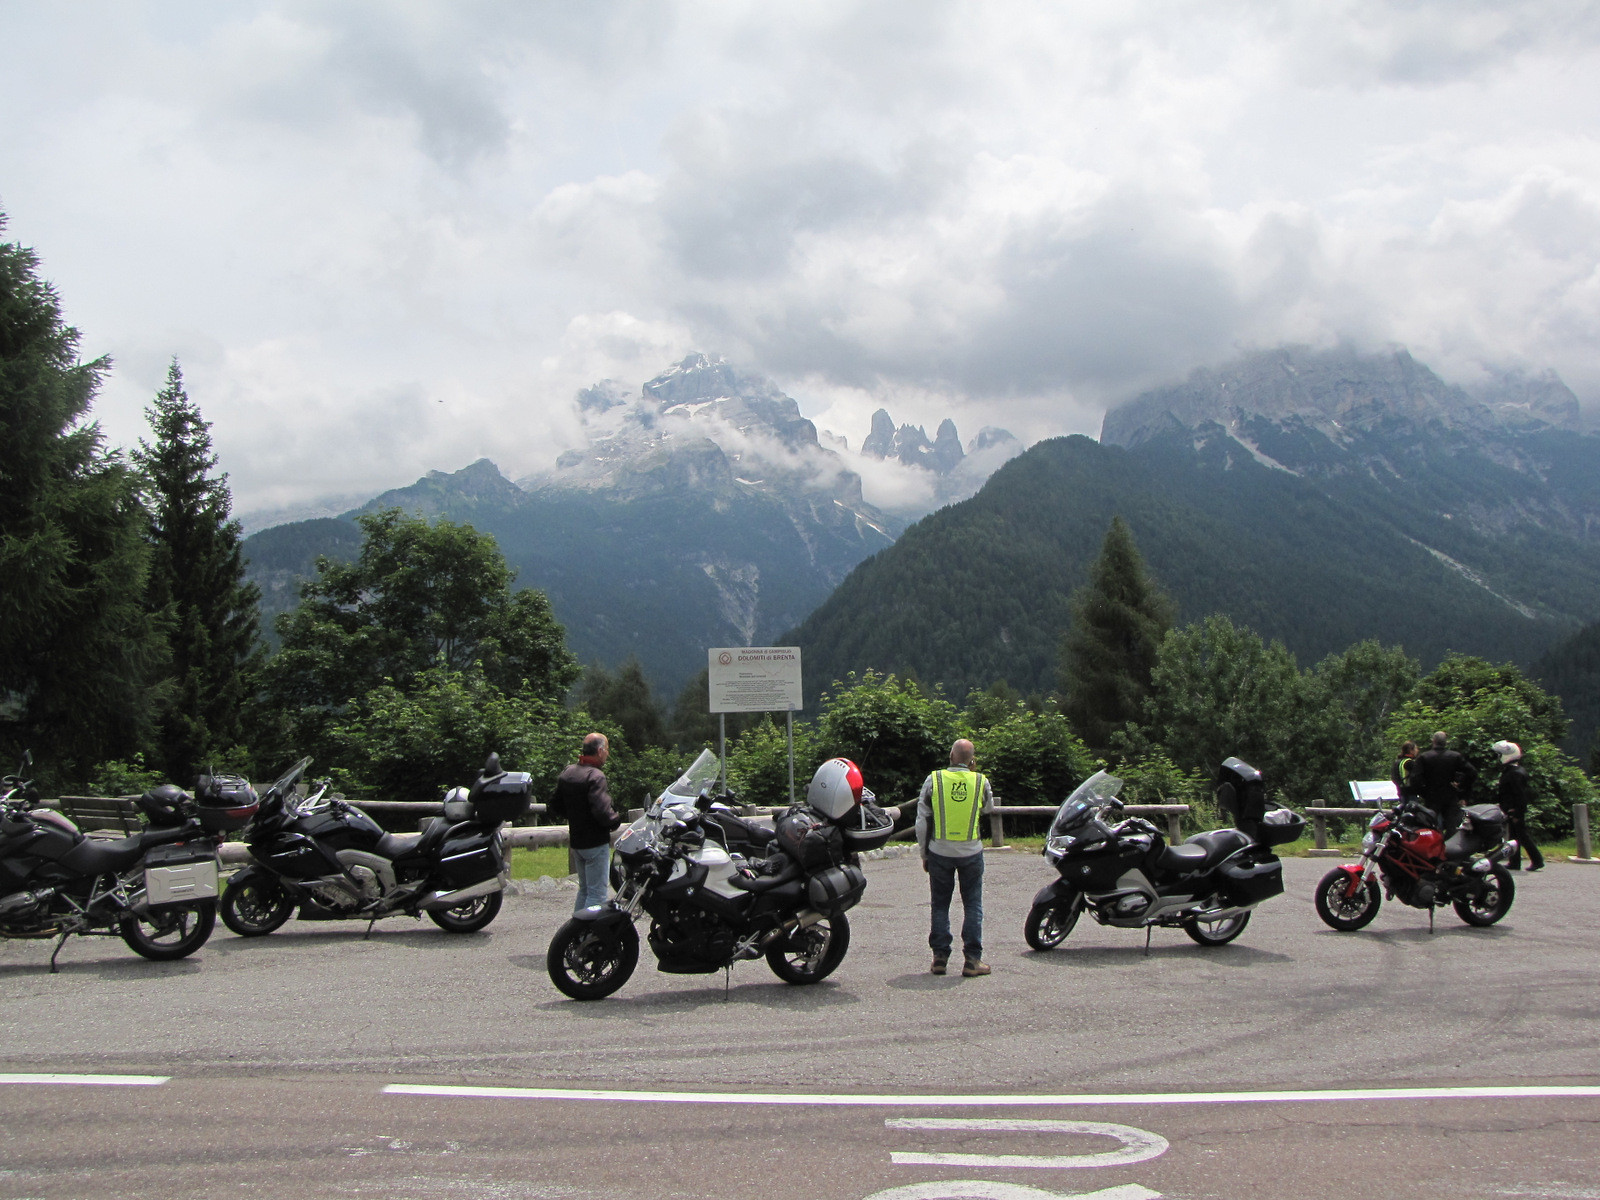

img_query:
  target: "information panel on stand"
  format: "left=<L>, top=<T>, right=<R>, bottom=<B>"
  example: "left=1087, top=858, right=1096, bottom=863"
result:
left=707, top=647, right=803, bottom=713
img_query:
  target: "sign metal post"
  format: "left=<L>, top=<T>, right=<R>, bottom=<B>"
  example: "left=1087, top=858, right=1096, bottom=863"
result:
left=707, top=647, right=804, bottom=806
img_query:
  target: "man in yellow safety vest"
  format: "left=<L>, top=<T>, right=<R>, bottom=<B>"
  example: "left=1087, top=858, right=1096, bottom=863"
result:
left=916, top=738, right=994, bottom=977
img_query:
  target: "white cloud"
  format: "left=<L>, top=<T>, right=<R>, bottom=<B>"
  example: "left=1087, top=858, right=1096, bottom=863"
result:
left=4, top=0, right=1600, bottom=511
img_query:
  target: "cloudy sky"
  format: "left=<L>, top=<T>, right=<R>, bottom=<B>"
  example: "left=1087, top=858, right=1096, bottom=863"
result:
left=4, top=1, right=1599, bottom=520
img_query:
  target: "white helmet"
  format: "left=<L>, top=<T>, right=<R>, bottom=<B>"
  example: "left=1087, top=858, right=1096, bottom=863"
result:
left=1492, top=740, right=1522, bottom=764
left=807, top=757, right=864, bottom=819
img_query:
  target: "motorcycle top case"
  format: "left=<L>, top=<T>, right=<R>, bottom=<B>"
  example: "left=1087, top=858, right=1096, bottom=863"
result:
left=471, top=771, right=532, bottom=823
left=1217, top=850, right=1284, bottom=906
left=194, top=772, right=259, bottom=833
left=806, top=864, right=866, bottom=913
left=143, top=841, right=220, bottom=907
left=838, top=801, right=895, bottom=853
left=438, top=827, right=504, bottom=888
left=775, top=806, right=845, bottom=869
left=1256, top=806, right=1306, bottom=847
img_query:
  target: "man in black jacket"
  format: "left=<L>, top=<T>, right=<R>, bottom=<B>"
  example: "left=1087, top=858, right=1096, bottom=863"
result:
left=1413, top=731, right=1477, bottom=835
left=1493, top=740, right=1543, bottom=872
left=554, top=733, right=622, bottom=917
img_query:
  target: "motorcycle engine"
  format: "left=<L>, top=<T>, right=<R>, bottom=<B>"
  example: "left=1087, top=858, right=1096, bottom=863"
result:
left=304, top=879, right=363, bottom=912
left=348, top=865, right=382, bottom=902
left=648, top=908, right=736, bottom=966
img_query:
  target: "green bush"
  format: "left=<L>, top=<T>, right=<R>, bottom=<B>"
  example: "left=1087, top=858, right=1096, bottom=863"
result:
left=969, top=707, right=1096, bottom=808
left=727, top=716, right=818, bottom=810
left=814, top=671, right=958, bottom=807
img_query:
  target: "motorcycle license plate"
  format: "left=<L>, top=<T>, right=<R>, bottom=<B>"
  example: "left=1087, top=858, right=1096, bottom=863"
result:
left=145, top=859, right=220, bottom=906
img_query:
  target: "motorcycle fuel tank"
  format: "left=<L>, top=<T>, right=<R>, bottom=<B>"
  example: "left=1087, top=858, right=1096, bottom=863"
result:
left=293, top=805, right=385, bottom=853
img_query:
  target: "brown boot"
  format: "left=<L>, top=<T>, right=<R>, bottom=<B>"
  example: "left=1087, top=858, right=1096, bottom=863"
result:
left=930, top=955, right=948, bottom=975
left=962, top=958, right=991, bottom=977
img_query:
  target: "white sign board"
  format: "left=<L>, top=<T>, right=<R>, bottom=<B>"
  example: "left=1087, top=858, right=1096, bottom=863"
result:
left=708, top=647, right=803, bottom=713
left=1349, top=780, right=1398, bottom=805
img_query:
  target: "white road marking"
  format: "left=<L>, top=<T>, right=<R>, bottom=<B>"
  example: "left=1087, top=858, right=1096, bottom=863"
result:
left=860, top=1184, right=1160, bottom=1200
left=381, top=1082, right=1600, bottom=1107
left=886, top=1118, right=1169, bottom=1169
left=0, top=1073, right=169, bottom=1086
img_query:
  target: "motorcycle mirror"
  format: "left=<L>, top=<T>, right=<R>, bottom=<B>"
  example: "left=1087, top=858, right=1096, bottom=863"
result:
left=20, top=750, right=32, bottom=772
left=695, top=789, right=715, bottom=813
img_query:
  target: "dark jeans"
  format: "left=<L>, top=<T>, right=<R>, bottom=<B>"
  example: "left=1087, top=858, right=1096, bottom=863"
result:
left=1506, top=811, right=1543, bottom=870
left=927, top=851, right=984, bottom=961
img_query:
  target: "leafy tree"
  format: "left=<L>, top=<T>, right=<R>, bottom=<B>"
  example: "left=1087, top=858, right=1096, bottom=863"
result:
left=667, top=667, right=759, bottom=750
left=1131, top=614, right=1342, bottom=804
left=0, top=214, right=162, bottom=782
left=1383, top=655, right=1590, bottom=839
left=727, top=715, right=820, bottom=809
left=968, top=705, right=1096, bottom=809
left=265, top=509, right=579, bottom=762
left=134, top=360, right=261, bottom=783
left=574, top=657, right=667, bottom=751
left=1312, top=640, right=1419, bottom=786
left=1059, top=517, right=1175, bottom=752
left=1112, top=752, right=1219, bottom=834
left=814, top=671, right=959, bottom=807
left=964, top=680, right=1027, bottom=732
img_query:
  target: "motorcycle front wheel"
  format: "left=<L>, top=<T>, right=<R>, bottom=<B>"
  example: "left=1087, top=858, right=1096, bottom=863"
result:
left=547, top=917, right=639, bottom=1000
left=1024, top=900, right=1080, bottom=951
left=1454, top=867, right=1515, bottom=926
left=1314, top=868, right=1382, bottom=931
left=121, top=901, right=216, bottom=961
left=220, top=871, right=294, bottom=937
left=1183, top=910, right=1250, bottom=946
left=428, top=890, right=502, bottom=933
left=767, top=913, right=850, bottom=984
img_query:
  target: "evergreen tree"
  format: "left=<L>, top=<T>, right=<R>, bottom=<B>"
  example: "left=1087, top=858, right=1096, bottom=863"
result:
left=134, top=360, right=262, bottom=783
left=1058, top=516, right=1175, bottom=752
left=575, top=657, right=668, bottom=751
left=0, top=214, right=161, bottom=781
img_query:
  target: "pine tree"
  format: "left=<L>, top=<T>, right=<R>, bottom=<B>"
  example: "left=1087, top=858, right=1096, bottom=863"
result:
left=134, top=360, right=262, bottom=782
left=0, top=214, right=162, bottom=781
left=1058, top=516, right=1175, bottom=752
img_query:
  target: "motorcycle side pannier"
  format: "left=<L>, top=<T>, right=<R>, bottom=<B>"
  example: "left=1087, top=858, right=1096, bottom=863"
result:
left=143, top=842, right=220, bottom=907
left=471, top=771, right=532, bottom=824
left=807, top=864, right=866, bottom=913
left=839, top=801, right=895, bottom=853
left=194, top=773, right=259, bottom=833
left=438, top=829, right=504, bottom=888
left=1218, top=852, right=1284, bottom=905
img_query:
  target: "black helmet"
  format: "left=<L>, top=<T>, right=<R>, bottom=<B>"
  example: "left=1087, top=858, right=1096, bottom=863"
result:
left=138, top=784, right=189, bottom=827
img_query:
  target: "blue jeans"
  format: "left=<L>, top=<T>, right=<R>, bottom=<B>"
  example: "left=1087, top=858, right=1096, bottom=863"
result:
left=927, top=851, right=984, bottom=960
left=573, top=844, right=611, bottom=917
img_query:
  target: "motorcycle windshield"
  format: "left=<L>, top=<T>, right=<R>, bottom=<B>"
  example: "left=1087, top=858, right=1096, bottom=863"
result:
left=659, top=749, right=722, bottom=806
left=1050, top=770, right=1124, bottom=837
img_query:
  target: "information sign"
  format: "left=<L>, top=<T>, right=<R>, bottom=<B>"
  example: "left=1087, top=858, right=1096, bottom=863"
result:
left=708, top=647, right=803, bottom=713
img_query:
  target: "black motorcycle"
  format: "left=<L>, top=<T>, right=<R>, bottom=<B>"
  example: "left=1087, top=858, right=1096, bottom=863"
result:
left=0, top=752, right=240, bottom=971
left=219, top=754, right=529, bottom=937
left=1024, top=768, right=1302, bottom=952
left=545, top=751, right=895, bottom=1000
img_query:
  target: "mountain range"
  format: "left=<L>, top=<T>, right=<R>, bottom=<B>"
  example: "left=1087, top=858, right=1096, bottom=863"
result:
left=790, top=346, right=1600, bottom=721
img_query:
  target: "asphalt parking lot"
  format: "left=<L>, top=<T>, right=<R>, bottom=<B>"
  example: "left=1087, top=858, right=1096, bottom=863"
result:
left=1, top=851, right=1597, bottom=1199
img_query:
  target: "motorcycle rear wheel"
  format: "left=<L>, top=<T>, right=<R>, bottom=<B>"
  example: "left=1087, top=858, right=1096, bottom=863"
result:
left=1023, top=900, right=1079, bottom=951
left=766, top=913, right=850, bottom=984
left=1183, top=910, right=1250, bottom=946
left=428, top=890, right=502, bottom=933
left=547, top=917, right=639, bottom=1000
left=220, top=872, right=294, bottom=937
left=1314, top=869, right=1382, bottom=931
left=121, top=901, right=216, bottom=961
left=1454, top=867, right=1515, bottom=926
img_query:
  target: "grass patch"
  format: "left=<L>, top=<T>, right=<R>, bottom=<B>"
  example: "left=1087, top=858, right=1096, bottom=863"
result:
left=511, top=845, right=573, bottom=880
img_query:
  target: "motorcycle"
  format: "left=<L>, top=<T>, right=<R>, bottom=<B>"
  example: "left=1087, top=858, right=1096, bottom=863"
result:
left=545, top=751, right=895, bottom=1000
left=0, top=751, right=238, bottom=972
left=218, top=754, right=528, bottom=938
left=1023, top=768, right=1303, bottom=952
left=1314, top=799, right=1517, bottom=932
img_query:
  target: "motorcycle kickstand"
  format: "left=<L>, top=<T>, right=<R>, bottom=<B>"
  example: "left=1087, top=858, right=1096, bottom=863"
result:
left=364, top=917, right=378, bottom=940
left=1144, top=925, right=1152, bottom=957
left=1428, top=905, right=1435, bottom=935
left=723, top=964, right=731, bottom=1002
left=48, top=929, right=70, bottom=974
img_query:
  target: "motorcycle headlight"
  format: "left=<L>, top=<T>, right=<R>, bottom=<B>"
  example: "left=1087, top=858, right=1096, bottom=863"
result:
left=1361, top=831, right=1377, bottom=852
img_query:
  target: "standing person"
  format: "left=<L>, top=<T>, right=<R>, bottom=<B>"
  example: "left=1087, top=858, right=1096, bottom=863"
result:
left=1413, top=730, right=1478, bottom=835
left=1492, top=740, right=1544, bottom=872
left=916, top=738, right=994, bottom=978
left=1392, top=740, right=1420, bottom=801
left=554, top=732, right=622, bottom=918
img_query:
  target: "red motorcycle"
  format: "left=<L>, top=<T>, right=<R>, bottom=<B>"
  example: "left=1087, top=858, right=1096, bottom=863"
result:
left=1314, top=799, right=1517, bottom=932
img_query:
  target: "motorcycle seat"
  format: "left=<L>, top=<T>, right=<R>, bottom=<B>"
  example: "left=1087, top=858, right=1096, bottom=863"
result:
left=1157, top=843, right=1210, bottom=873
left=706, top=812, right=774, bottom=852
left=1174, top=828, right=1254, bottom=870
left=60, top=834, right=155, bottom=875
left=378, top=816, right=455, bottom=861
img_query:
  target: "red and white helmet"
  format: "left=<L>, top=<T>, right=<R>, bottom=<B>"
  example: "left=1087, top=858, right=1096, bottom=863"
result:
left=807, top=757, right=864, bottom=819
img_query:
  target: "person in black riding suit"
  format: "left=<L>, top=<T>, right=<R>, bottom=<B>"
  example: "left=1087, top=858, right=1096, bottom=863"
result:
left=1412, top=731, right=1477, bottom=836
left=1492, top=740, right=1543, bottom=872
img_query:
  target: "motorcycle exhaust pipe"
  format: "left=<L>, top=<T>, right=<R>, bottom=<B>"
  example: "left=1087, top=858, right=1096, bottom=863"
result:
left=420, top=876, right=503, bottom=910
left=756, top=908, right=826, bottom=949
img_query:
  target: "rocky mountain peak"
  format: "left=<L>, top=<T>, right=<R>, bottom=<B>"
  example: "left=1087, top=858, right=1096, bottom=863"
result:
left=861, top=408, right=1013, bottom=475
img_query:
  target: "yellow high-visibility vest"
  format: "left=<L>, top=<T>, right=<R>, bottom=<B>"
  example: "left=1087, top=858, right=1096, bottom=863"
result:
left=931, top=769, right=987, bottom=841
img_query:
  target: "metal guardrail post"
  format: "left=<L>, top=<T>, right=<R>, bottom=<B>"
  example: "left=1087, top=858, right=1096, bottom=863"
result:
left=1574, top=802, right=1598, bottom=864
